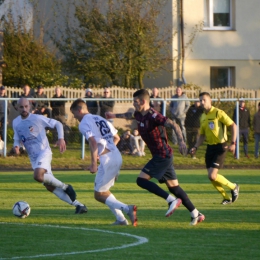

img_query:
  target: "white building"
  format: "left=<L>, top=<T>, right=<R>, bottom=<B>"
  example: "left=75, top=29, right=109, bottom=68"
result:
left=149, top=0, right=260, bottom=90
left=1, top=0, right=259, bottom=90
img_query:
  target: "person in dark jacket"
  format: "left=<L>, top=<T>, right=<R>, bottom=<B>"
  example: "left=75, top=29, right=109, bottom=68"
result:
left=149, top=87, right=164, bottom=114
left=50, top=87, right=67, bottom=124
left=99, top=87, right=115, bottom=123
left=185, top=101, right=203, bottom=158
left=232, top=99, right=251, bottom=158
left=12, top=84, right=35, bottom=111
left=84, top=88, right=98, bottom=115
left=50, top=87, right=68, bottom=143
left=33, top=85, right=51, bottom=118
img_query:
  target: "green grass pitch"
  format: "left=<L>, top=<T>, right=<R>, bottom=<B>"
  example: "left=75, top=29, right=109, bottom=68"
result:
left=0, top=169, right=259, bottom=260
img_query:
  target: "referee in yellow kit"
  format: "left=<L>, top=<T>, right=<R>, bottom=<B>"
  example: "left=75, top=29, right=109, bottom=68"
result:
left=190, top=92, right=239, bottom=205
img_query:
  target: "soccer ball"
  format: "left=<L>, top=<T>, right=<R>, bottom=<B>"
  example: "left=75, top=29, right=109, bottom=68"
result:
left=12, top=201, right=31, bottom=218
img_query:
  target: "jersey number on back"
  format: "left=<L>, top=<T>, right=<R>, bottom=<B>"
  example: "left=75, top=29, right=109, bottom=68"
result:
left=96, top=120, right=111, bottom=136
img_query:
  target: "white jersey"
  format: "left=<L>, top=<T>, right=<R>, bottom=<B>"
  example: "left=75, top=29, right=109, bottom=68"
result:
left=12, top=114, right=59, bottom=160
left=79, top=114, right=118, bottom=155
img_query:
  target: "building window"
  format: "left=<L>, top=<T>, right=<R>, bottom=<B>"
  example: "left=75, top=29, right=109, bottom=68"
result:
left=210, top=67, right=235, bottom=89
left=204, top=0, right=233, bottom=30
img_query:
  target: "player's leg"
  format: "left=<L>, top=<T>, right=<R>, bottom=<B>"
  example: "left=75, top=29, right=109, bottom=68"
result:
left=33, top=154, right=77, bottom=201
left=208, top=167, right=232, bottom=204
left=136, top=155, right=180, bottom=217
left=45, top=185, right=87, bottom=214
left=163, top=162, right=205, bottom=225
left=33, top=155, right=86, bottom=213
left=96, top=150, right=137, bottom=226
left=207, top=144, right=239, bottom=203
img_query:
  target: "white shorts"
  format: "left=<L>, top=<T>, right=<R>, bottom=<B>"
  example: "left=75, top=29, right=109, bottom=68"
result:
left=94, top=149, right=122, bottom=192
left=31, top=153, right=53, bottom=175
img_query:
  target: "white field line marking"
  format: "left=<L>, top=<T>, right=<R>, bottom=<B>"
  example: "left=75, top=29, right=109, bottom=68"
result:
left=0, top=222, right=149, bottom=260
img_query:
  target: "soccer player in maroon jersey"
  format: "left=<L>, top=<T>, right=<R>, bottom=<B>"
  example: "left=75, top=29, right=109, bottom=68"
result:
left=106, top=89, right=205, bottom=225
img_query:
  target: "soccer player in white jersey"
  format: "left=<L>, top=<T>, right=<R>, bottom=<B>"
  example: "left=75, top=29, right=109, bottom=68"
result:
left=70, top=99, right=137, bottom=226
left=12, top=98, right=87, bottom=214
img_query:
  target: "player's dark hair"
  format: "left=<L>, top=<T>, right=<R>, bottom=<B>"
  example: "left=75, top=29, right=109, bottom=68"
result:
left=70, top=98, right=86, bottom=111
left=133, top=89, right=150, bottom=102
left=199, top=92, right=211, bottom=98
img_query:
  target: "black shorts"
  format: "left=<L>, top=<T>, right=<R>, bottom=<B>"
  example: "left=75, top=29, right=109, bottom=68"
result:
left=205, top=143, right=228, bottom=169
left=142, top=155, right=177, bottom=183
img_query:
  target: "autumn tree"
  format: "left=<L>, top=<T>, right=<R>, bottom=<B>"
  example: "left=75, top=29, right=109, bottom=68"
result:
left=49, top=0, right=173, bottom=89
left=0, top=1, right=74, bottom=88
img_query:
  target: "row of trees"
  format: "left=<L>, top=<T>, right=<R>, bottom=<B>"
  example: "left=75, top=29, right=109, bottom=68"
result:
left=0, top=0, right=200, bottom=89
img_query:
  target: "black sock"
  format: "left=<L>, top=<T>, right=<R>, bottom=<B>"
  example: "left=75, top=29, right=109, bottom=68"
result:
left=168, top=186, right=195, bottom=212
left=136, top=177, right=169, bottom=200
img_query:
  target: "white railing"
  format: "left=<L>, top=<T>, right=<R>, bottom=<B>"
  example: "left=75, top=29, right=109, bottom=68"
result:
left=4, top=85, right=259, bottom=101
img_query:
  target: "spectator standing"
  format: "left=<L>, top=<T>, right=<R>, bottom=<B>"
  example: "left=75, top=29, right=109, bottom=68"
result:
left=50, top=88, right=68, bottom=143
left=190, top=92, right=240, bottom=205
left=99, top=87, right=115, bottom=123
left=232, top=99, right=251, bottom=158
left=252, top=102, right=260, bottom=159
left=50, top=87, right=67, bottom=124
left=185, top=101, right=203, bottom=158
left=33, top=85, right=51, bottom=117
left=12, top=84, right=35, bottom=111
left=150, top=87, right=164, bottom=114
left=130, top=129, right=146, bottom=156
left=84, top=88, right=98, bottom=115
left=169, top=86, right=190, bottom=144
left=0, top=86, right=8, bottom=140
left=70, top=99, right=137, bottom=226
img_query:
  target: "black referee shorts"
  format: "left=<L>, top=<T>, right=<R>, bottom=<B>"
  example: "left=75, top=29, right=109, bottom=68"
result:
left=205, top=143, right=228, bottom=169
left=142, top=155, right=177, bottom=183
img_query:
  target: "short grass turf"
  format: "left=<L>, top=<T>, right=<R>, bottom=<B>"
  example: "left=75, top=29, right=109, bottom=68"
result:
left=0, top=169, right=259, bottom=260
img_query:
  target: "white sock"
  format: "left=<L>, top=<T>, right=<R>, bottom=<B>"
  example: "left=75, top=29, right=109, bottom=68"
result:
left=43, top=174, right=67, bottom=190
left=52, top=187, right=73, bottom=205
left=105, top=194, right=129, bottom=213
left=166, top=195, right=176, bottom=203
left=190, top=208, right=199, bottom=218
left=108, top=205, right=126, bottom=221
left=72, top=200, right=84, bottom=207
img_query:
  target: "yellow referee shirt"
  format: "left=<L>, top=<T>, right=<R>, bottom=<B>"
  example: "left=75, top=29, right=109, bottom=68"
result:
left=200, top=106, right=234, bottom=145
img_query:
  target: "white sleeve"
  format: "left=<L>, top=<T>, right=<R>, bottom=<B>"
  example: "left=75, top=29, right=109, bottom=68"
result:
left=12, top=120, right=21, bottom=147
left=54, top=120, right=64, bottom=139
left=39, top=116, right=64, bottom=139
left=107, top=120, right=118, bottom=136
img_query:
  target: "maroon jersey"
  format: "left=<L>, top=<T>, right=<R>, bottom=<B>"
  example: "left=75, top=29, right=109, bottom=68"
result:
left=134, top=108, right=172, bottom=158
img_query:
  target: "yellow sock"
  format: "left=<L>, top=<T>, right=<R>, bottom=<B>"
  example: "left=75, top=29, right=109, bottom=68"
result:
left=211, top=181, right=230, bottom=200
left=215, top=174, right=236, bottom=190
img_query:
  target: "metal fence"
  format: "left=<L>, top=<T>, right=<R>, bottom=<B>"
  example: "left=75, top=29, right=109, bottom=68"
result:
left=0, top=97, right=259, bottom=159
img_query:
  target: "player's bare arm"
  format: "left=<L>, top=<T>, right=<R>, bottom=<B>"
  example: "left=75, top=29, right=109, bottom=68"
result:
left=165, top=118, right=184, bottom=143
left=54, top=120, right=66, bottom=153
left=165, top=118, right=187, bottom=156
left=88, top=136, right=98, bottom=173
left=105, top=112, right=134, bottom=120
left=113, top=134, right=120, bottom=146
left=228, top=123, right=237, bottom=153
left=56, top=138, right=66, bottom=153
left=190, top=135, right=206, bottom=155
